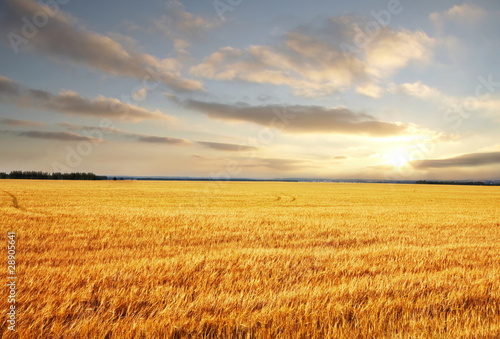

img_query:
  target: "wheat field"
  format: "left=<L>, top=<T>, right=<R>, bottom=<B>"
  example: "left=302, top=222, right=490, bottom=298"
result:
left=1, top=180, right=500, bottom=338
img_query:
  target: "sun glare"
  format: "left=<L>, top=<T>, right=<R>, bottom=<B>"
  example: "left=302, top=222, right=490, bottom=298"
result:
left=383, top=149, right=410, bottom=168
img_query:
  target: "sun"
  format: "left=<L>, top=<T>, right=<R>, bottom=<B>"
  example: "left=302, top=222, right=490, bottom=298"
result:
left=383, top=149, right=410, bottom=168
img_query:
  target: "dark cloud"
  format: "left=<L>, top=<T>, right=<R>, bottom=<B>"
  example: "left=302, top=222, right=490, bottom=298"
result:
left=19, top=131, right=93, bottom=141
left=184, top=100, right=407, bottom=137
left=27, top=89, right=52, bottom=101
left=197, top=141, right=258, bottom=152
left=2, top=0, right=203, bottom=92
left=0, top=76, right=21, bottom=96
left=43, top=91, right=171, bottom=122
left=332, top=155, right=348, bottom=160
left=0, top=118, right=45, bottom=127
left=1, top=129, right=98, bottom=142
left=58, top=122, right=120, bottom=134
left=412, top=152, right=500, bottom=169
left=59, top=122, right=190, bottom=145
left=0, top=76, right=172, bottom=122
left=135, top=135, right=189, bottom=145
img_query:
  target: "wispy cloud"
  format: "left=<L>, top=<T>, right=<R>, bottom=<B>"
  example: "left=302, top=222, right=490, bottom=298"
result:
left=184, top=99, right=408, bottom=137
left=153, top=0, right=220, bottom=39
left=197, top=141, right=258, bottom=152
left=0, top=118, right=45, bottom=127
left=389, top=81, right=442, bottom=100
left=134, top=135, right=190, bottom=145
left=192, top=155, right=316, bottom=172
left=2, top=0, right=204, bottom=92
left=445, top=4, right=487, bottom=24
left=412, top=152, right=500, bottom=169
left=59, top=122, right=190, bottom=145
left=192, top=153, right=221, bottom=161
left=0, top=76, right=173, bottom=122
left=243, top=158, right=314, bottom=171
left=0, top=129, right=99, bottom=142
left=61, top=122, right=259, bottom=150
left=390, top=79, right=500, bottom=124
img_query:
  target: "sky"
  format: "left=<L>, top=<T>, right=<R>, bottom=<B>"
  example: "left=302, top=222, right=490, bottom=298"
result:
left=0, top=0, right=500, bottom=179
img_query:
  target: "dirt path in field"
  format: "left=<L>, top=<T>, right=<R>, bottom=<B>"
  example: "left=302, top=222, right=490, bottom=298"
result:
left=1, top=190, right=49, bottom=216
left=274, top=194, right=297, bottom=203
left=3, top=190, right=20, bottom=209
left=2, top=190, right=25, bottom=211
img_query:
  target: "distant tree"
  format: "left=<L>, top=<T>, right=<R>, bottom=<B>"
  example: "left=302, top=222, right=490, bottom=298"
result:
left=5, top=171, right=103, bottom=180
left=113, top=177, right=117, bottom=181
left=8, top=171, right=23, bottom=179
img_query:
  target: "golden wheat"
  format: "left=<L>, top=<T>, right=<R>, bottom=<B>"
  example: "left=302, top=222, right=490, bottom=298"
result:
left=1, top=180, right=499, bottom=338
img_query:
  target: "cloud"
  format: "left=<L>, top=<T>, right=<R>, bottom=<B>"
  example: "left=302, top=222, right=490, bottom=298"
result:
left=332, top=156, right=348, bottom=160
left=356, top=83, right=384, bottom=98
left=0, top=129, right=99, bottom=142
left=134, top=135, right=189, bottom=145
left=256, top=94, right=278, bottom=102
left=190, top=15, right=433, bottom=97
left=244, top=158, right=314, bottom=171
left=390, top=80, right=500, bottom=124
left=430, top=4, right=495, bottom=39
left=445, top=4, right=487, bottom=24
left=153, top=1, right=220, bottom=39
left=132, top=87, right=148, bottom=101
left=411, top=152, right=500, bottom=169
left=192, top=153, right=221, bottom=161
left=363, top=29, right=433, bottom=78
left=0, top=118, right=45, bottom=127
left=0, top=76, right=173, bottom=122
left=59, top=122, right=190, bottom=145
left=191, top=154, right=312, bottom=172
left=197, top=141, right=258, bottom=152
left=19, top=130, right=94, bottom=142
left=389, top=81, right=442, bottom=100
left=45, top=91, right=172, bottom=122
left=464, top=98, right=500, bottom=121
left=0, top=76, right=21, bottom=96
left=58, top=122, right=118, bottom=133
left=184, top=99, right=408, bottom=137
left=2, top=0, right=203, bottom=92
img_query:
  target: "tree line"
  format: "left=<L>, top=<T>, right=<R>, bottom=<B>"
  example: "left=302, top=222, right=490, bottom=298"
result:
left=415, top=180, right=492, bottom=186
left=0, top=171, right=106, bottom=180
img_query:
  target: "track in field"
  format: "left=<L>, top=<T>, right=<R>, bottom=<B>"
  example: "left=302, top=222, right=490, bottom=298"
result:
left=274, top=194, right=296, bottom=202
left=2, top=190, right=23, bottom=210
